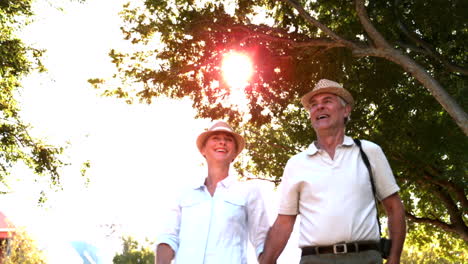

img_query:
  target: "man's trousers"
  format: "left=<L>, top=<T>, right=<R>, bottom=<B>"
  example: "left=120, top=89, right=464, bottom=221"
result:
left=299, top=250, right=382, bottom=264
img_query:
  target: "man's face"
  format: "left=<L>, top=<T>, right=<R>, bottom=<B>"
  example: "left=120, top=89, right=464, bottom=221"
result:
left=201, top=132, right=237, bottom=162
left=308, top=93, right=351, bottom=132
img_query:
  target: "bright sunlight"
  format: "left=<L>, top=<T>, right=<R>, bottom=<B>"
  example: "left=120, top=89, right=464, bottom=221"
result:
left=221, top=51, right=253, bottom=89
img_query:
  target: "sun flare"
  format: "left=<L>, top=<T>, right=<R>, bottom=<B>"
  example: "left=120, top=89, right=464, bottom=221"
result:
left=221, top=51, right=253, bottom=89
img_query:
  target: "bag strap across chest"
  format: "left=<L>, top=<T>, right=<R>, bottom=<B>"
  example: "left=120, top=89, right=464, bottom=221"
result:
left=353, top=138, right=382, bottom=236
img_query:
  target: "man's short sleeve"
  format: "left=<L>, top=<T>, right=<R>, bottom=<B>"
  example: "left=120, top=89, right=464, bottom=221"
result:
left=278, top=159, right=300, bottom=215
left=363, top=140, right=400, bottom=201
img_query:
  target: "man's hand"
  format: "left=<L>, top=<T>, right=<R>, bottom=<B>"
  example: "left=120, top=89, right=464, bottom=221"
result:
left=260, top=214, right=297, bottom=264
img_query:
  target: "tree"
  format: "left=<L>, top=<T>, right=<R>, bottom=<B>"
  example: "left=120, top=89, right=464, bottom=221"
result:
left=113, top=236, right=155, bottom=264
left=0, top=227, right=47, bottom=264
left=400, top=222, right=467, bottom=263
left=94, top=0, right=467, bottom=257
left=1, top=0, right=68, bottom=198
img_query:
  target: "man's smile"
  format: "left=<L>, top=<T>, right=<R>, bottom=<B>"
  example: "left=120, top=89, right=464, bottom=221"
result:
left=316, top=114, right=329, bottom=120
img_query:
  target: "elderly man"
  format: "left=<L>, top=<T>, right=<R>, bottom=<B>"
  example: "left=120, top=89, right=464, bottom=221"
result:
left=156, top=121, right=269, bottom=264
left=260, top=79, right=406, bottom=264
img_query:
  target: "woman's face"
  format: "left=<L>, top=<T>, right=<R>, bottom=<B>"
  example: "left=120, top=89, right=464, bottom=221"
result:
left=201, top=132, right=237, bottom=163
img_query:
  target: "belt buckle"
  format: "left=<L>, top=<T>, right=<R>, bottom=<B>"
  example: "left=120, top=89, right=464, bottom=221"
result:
left=333, top=243, right=347, bottom=254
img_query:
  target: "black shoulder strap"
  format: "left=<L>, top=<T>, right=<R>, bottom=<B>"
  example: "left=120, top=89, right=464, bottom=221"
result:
left=353, top=138, right=382, bottom=236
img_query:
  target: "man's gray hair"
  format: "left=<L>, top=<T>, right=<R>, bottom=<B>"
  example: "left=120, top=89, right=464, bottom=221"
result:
left=338, top=96, right=351, bottom=124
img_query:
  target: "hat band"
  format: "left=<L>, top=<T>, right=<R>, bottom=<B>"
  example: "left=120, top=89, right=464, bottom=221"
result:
left=211, top=127, right=234, bottom=133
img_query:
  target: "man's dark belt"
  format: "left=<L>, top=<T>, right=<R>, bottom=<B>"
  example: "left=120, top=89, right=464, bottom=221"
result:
left=301, top=241, right=380, bottom=256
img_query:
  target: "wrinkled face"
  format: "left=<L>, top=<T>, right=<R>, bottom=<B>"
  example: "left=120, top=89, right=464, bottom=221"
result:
left=308, top=93, right=351, bottom=132
left=201, top=132, right=237, bottom=162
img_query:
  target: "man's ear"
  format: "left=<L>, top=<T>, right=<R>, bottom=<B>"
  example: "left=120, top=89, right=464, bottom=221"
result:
left=344, top=104, right=352, bottom=117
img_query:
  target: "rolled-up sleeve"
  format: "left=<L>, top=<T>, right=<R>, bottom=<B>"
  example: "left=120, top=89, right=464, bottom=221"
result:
left=156, top=196, right=181, bottom=253
left=246, top=183, right=270, bottom=258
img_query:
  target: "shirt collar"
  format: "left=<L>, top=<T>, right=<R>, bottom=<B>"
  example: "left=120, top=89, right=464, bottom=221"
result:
left=192, top=174, right=237, bottom=189
left=342, top=135, right=355, bottom=146
left=306, top=135, right=354, bottom=156
left=191, top=177, right=205, bottom=190
left=219, top=174, right=236, bottom=188
left=305, top=142, right=319, bottom=156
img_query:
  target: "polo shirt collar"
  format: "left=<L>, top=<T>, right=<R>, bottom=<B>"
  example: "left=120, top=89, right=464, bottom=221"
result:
left=305, top=142, right=319, bottom=156
left=342, top=135, right=355, bottom=146
left=306, top=135, right=354, bottom=155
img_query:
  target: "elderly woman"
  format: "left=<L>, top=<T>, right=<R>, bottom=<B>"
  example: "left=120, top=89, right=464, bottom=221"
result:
left=156, top=121, right=270, bottom=264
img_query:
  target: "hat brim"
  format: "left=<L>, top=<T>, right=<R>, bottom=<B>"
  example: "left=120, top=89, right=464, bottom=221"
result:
left=301, top=87, right=354, bottom=109
left=196, top=129, right=245, bottom=158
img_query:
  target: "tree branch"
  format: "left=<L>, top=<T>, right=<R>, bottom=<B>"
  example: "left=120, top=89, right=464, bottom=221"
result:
left=354, top=0, right=392, bottom=49
left=230, top=24, right=347, bottom=48
left=245, top=176, right=281, bottom=184
left=278, top=0, right=467, bottom=134
left=405, top=212, right=451, bottom=229
left=393, top=0, right=468, bottom=76
left=409, top=176, right=468, bottom=241
left=396, top=154, right=467, bottom=218
left=279, top=0, right=361, bottom=49
left=236, top=168, right=281, bottom=184
left=353, top=48, right=468, bottom=136
left=245, top=135, right=301, bottom=154
left=432, top=185, right=467, bottom=235
left=421, top=171, right=468, bottom=212
left=389, top=154, right=467, bottom=240
left=406, top=212, right=468, bottom=242
left=395, top=41, right=427, bottom=54
left=395, top=41, right=468, bottom=77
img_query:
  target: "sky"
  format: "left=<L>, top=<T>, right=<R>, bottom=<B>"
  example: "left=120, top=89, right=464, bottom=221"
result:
left=1, top=0, right=300, bottom=263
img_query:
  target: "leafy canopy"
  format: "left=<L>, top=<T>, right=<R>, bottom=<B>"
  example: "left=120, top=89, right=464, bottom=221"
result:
left=0, top=0, right=68, bottom=199
left=0, top=227, right=47, bottom=264
left=96, top=0, right=467, bottom=257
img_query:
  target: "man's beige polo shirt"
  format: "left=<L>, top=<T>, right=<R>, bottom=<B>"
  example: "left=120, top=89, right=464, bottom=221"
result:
left=278, top=136, right=399, bottom=247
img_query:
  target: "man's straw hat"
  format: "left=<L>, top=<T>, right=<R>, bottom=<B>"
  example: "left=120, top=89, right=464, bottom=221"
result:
left=301, top=79, right=354, bottom=109
left=196, top=121, right=245, bottom=157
